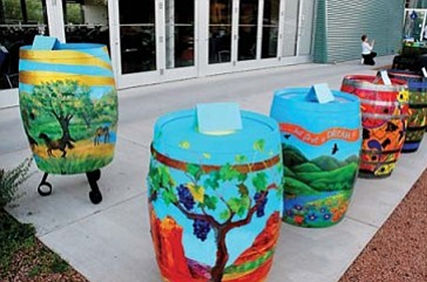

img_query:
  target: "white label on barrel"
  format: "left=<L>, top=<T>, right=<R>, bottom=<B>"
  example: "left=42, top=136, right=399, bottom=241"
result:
left=422, top=67, right=427, bottom=78
left=197, top=103, right=242, bottom=135
left=380, top=70, right=392, bottom=85
left=306, top=83, right=335, bottom=104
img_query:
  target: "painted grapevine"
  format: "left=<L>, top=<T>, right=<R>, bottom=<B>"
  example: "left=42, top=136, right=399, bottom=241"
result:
left=148, top=109, right=284, bottom=282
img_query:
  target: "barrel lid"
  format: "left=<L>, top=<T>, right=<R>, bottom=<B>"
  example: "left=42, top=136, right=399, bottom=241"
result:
left=273, top=88, right=360, bottom=113
left=152, top=109, right=281, bottom=165
left=342, top=75, right=407, bottom=92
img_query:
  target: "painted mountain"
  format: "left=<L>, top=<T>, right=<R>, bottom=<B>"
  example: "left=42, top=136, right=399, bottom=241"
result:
left=149, top=208, right=280, bottom=282
left=282, top=144, right=359, bottom=227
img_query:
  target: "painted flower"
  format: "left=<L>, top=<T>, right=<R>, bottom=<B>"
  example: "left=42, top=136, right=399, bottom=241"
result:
left=294, top=204, right=303, bottom=211
left=397, top=89, right=409, bottom=103
left=294, top=215, right=304, bottom=225
left=320, top=207, right=327, bottom=213
left=286, top=209, right=294, bottom=217
left=323, top=213, right=332, bottom=220
left=374, top=163, right=395, bottom=176
left=306, top=213, right=317, bottom=221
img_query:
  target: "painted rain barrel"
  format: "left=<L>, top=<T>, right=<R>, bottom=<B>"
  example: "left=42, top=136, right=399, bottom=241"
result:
left=19, top=43, right=118, bottom=174
left=270, top=88, right=362, bottom=228
left=341, top=75, right=409, bottom=178
left=147, top=108, right=283, bottom=282
left=387, top=70, right=427, bottom=153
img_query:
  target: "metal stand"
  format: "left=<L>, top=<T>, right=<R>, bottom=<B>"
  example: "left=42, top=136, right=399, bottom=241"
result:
left=37, top=169, right=103, bottom=204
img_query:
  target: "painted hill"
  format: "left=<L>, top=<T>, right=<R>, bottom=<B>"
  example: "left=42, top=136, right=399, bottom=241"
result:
left=149, top=209, right=282, bottom=282
left=223, top=212, right=281, bottom=281
left=282, top=145, right=359, bottom=193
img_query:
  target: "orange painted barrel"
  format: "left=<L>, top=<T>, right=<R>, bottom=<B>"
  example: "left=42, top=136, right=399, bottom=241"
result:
left=341, top=75, right=409, bottom=178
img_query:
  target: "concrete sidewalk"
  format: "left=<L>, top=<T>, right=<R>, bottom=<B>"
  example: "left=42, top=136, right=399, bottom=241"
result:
left=1, top=56, right=426, bottom=282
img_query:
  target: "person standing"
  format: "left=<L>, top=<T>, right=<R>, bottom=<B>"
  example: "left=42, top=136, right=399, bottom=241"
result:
left=361, top=34, right=377, bottom=65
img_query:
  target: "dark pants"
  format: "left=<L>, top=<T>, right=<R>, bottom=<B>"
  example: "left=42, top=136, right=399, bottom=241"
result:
left=362, top=52, right=377, bottom=65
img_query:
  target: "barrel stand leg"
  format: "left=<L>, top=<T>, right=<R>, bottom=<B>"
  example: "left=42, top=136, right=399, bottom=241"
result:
left=86, top=169, right=102, bottom=204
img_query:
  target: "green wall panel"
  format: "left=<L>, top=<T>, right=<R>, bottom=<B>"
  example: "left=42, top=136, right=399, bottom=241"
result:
left=315, top=0, right=405, bottom=63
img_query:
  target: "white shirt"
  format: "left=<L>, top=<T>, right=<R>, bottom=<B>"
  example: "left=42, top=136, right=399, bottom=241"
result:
left=361, top=42, right=373, bottom=55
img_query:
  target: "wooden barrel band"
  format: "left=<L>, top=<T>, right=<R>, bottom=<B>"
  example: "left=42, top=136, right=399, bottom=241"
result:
left=151, top=145, right=281, bottom=174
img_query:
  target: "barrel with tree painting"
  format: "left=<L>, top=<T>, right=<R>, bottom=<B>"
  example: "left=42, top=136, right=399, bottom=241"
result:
left=147, top=108, right=283, bottom=282
left=270, top=88, right=362, bottom=228
left=387, top=70, right=426, bottom=153
left=19, top=43, right=118, bottom=175
left=341, top=75, right=409, bottom=178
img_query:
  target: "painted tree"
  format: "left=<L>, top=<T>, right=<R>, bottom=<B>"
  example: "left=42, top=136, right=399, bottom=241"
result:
left=148, top=158, right=282, bottom=282
left=30, top=80, right=94, bottom=145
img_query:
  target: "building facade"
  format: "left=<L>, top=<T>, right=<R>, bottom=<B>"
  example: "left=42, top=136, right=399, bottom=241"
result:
left=0, top=0, right=404, bottom=107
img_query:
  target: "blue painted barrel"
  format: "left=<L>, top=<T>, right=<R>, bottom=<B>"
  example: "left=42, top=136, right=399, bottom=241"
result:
left=270, top=88, right=362, bottom=228
left=18, top=43, right=118, bottom=174
left=387, top=70, right=427, bottom=153
left=147, top=108, right=283, bottom=282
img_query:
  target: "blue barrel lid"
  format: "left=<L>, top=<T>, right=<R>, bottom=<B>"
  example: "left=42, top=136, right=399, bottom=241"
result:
left=272, top=88, right=360, bottom=114
left=152, top=109, right=281, bottom=165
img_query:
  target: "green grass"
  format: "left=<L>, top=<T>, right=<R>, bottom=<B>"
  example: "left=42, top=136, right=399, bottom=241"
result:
left=0, top=210, right=71, bottom=279
left=36, top=155, right=113, bottom=174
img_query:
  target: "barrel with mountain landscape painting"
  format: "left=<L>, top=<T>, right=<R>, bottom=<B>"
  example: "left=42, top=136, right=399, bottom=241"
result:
left=387, top=70, right=427, bottom=153
left=18, top=43, right=118, bottom=174
left=270, top=88, right=362, bottom=228
left=341, top=75, right=409, bottom=178
left=147, top=108, right=283, bottom=282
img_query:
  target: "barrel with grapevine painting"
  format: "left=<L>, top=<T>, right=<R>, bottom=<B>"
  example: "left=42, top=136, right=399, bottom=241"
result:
left=147, top=108, right=283, bottom=282
left=270, top=88, right=362, bottom=228
left=18, top=43, right=118, bottom=174
left=387, top=70, right=427, bottom=153
left=341, top=75, right=409, bottom=178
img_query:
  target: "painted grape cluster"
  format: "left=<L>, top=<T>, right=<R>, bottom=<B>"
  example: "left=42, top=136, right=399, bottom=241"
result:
left=254, top=192, right=268, bottom=217
left=177, top=184, right=195, bottom=210
left=193, top=219, right=211, bottom=241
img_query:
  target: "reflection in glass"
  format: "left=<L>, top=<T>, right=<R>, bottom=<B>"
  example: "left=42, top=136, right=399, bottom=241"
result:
left=0, top=0, right=48, bottom=89
left=63, top=0, right=109, bottom=49
left=238, top=0, right=258, bottom=61
left=282, top=0, right=299, bottom=57
left=403, top=10, right=426, bottom=41
left=119, top=0, right=156, bottom=74
left=261, top=0, right=279, bottom=58
left=298, top=0, right=315, bottom=55
left=165, top=0, right=195, bottom=69
left=209, top=0, right=232, bottom=64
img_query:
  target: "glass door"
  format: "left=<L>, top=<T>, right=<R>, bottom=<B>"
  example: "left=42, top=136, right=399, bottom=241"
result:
left=162, top=0, right=198, bottom=80
left=237, top=0, right=259, bottom=61
left=112, top=0, right=159, bottom=88
left=62, top=0, right=110, bottom=50
left=261, top=0, right=280, bottom=59
left=0, top=0, right=48, bottom=90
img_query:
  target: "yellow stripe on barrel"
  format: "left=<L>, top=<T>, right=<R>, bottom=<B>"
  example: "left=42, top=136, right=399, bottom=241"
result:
left=19, top=71, right=116, bottom=87
left=20, top=49, right=113, bottom=71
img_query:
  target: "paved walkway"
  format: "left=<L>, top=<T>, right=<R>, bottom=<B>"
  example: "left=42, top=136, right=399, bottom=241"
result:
left=1, top=56, right=426, bottom=282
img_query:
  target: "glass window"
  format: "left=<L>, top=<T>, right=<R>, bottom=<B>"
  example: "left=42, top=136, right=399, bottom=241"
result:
left=282, top=0, right=299, bottom=57
left=209, top=0, right=232, bottom=64
left=0, top=0, right=48, bottom=89
left=119, top=0, right=156, bottom=74
left=403, top=10, right=427, bottom=41
left=261, top=0, right=279, bottom=58
left=238, top=0, right=258, bottom=61
left=63, top=0, right=109, bottom=49
left=165, top=0, right=195, bottom=69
